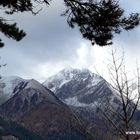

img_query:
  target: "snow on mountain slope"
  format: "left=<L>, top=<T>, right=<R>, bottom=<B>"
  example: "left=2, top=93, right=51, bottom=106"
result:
left=0, top=76, right=25, bottom=95
left=43, top=68, right=121, bottom=109
left=21, top=79, right=58, bottom=104
left=0, top=76, right=27, bottom=104
left=43, top=68, right=102, bottom=94
left=0, top=76, right=59, bottom=106
left=0, top=78, right=88, bottom=140
left=43, top=68, right=122, bottom=139
left=0, top=78, right=61, bottom=119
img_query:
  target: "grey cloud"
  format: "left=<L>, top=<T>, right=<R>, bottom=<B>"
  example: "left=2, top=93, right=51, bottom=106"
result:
left=0, top=0, right=140, bottom=81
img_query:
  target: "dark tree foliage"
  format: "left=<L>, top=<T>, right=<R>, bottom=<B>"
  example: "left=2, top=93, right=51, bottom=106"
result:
left=0, top=0, right=50, bottom=47
left=64, top=0, right=140, bottom=46
left=0, top=0, right=140, bottom=47
left=0, top=20, right=26, bottom=47
left=0, top=116, right=44, bottom=140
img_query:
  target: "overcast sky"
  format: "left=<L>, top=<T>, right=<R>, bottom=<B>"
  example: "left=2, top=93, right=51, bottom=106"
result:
left=0, top=0, right=140, bottom=82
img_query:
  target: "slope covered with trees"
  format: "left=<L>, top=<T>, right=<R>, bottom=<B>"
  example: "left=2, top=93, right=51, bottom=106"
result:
left=0, top=116, right=43, bottom=140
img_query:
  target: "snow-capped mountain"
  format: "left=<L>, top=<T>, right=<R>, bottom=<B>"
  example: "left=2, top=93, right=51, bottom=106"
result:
left=43, top=68, right=124, bottom=139
left=0, top=79, right=60, bottom=119
left=0, top=76, right=27, bottom=104
left=43, top=68, right=102, bottom=93
left=43, top=68, right=121, bottom=110
left=0, top=78, right=89, bottom=140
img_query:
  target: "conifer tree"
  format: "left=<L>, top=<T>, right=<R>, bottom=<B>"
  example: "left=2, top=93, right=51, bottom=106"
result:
left=0, top=0, right=140, bottom=47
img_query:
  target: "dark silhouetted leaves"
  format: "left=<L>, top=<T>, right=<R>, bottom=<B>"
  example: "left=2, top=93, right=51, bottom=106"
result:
left=63, top=0, right=140, bottom=46
left=0, top=0, right=140, bottom=47
left=0, top=19, right=26, bottom=47
left=0, top=0, right=50, bottom=47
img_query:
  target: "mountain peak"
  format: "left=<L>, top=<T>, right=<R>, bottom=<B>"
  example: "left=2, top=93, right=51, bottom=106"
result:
left=43, top=68, right=102, bottom=94
left=25, top=79, right=45, bottom=91
left=0, top=76, right=27, bottom=104
left=43, top=67, right=122, bottom=115
left=61, top=67, right=90, bottom=73
left=60, top=67, right=96, bottom=77
left=45, top=68, right=101, bottom=82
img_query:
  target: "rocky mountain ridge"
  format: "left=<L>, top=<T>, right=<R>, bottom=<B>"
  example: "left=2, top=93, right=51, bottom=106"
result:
left=43, top=68, right=123, bottom=140
left=0, top=68, right=135, bottom=140
left=43, top=68, right=121, bottom=112
left=0, top=76, right=89, bottom=140
left=0, top=76, right=27, bottom=104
